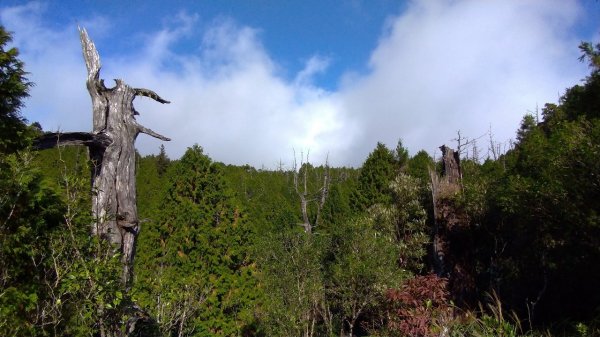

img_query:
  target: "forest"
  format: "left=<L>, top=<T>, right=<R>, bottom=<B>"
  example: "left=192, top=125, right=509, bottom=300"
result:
left=1, top=24, right=600, bottom=337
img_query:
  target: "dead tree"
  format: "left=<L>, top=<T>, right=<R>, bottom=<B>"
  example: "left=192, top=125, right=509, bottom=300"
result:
left=439, top=145, right=461, bottom=185
left=430, top=146, right=461, bottom=276
left=293, top=151, right=329, bottom=234
left=429, top=145, right=476, bottom=308
left=34, top=28, right=170, bottom=287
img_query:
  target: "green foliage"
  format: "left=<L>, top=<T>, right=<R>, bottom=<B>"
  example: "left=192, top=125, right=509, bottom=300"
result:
left=371, top=173, right=429, bottom=273
left=136, top=150, right=169, bottom=223
left=255, top=229, right=327, bottom=337
left=45, top=156, right=126, bottom=337
left=456, top=159, right=500, bottom=225
left=0, top=26, right=33, bottom=154
left=554, top=72, right=600, bottom=122
left=34, top=145, right=90, bottom=195
left=1, top=147, right=127, bottom=336
left=255, top=212, right=409, bottom=337
left=328, top=215, right=407, bottom=336
left=516, top=114, right=537, bottom=143
left=468, top=65, right=600, bottom=326
left=394, top=139, right=409, bottom=169
left=407, top=150, right=435, bottom=184
left=318, top=170, right=357, bottom=229
left=446, top=293, right=527, bottom=337
left=0, top=150, right=63, bottom=335
left=222, top=164, right=300, bottom=235
left=352, top=142, right=401, bottom=210
left=156, top=144, right=170, bottom=177
left=579, top=41, right=600, bottom=71
left=134, top=145, right=258, bottom=336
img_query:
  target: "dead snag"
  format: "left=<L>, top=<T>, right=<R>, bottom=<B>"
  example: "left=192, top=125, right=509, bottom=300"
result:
left=34, top=28, right=170, bottom=287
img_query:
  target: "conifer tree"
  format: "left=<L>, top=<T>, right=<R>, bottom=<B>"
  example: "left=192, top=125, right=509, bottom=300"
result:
left=134, top=145, right=257, bottom=336
left=156, top=144, right=170, bottom=177
left=0, top=25, right=32, bottom=154
left=406, top=150, right=434, bottom=184
left=352, top=142, right=399, bottom=210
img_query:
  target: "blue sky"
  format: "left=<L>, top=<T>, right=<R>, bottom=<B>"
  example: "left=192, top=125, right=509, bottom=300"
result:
left=3, top=0, right=406, bottom=89
left=1, top=1, right=599, bottom=167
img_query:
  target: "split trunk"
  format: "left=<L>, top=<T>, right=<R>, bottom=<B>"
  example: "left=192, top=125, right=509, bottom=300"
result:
left=35, top=28, right=170, bottom=286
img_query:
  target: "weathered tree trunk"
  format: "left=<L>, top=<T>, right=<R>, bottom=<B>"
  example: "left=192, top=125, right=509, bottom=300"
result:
left=35, top=28, right=170, bottom=287
left=430, top=145, right=476, bottom=308
left=431, top=146, right=459, bottom=277
left=439, top=145, right=461, bottom=184
left=293, top=152, right=329, bottom=234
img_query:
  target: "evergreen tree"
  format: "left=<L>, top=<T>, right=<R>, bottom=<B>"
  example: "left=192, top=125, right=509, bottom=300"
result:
left=406, top=150, right=434, bottom=184
left=0, top=26, right=33, bottom=154
left=319, top=179, right=353, bottom=229
left=578, top=41, right=600, bottom=71
left=136, top=152, right=168, bottom=222
left=0, top=150, right=64, bottom=336
left=0, top=27, right=126, bottom=336
left=352, top=142, right=399, bottom=210
left=222, top=164, right=301, bottom=235
left=134, top=145, right=258, bottom=336
left=394, top=139, right=409, bottom=170
left=156, top=144, right=170, bottom=177
left=471, top=64, right=600, bottom=325
left=0, top=26, right=51, bottom=335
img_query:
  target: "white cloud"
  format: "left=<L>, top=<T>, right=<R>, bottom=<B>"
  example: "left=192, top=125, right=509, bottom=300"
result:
left=1, top=3, right=90, bottom=132
left=295, top=55, right=330, bottom=87
left=1, top=6, right=347, bottom=167
left=338, top=0, right=589, bottom=161
left=0, top=0, right=594, bottom=167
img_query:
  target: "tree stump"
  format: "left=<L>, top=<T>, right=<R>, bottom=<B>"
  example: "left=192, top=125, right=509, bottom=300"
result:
left=439, top=145, right=461, bottom=184
left=430, top=145, right=476, bottom=308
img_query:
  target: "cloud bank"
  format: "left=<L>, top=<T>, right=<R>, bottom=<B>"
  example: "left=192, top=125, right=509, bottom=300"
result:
left=0, top=0, right=593, bottom=167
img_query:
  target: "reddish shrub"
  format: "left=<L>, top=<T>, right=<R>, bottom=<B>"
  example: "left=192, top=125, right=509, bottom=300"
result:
left=386, top=274, right=452, bottom=337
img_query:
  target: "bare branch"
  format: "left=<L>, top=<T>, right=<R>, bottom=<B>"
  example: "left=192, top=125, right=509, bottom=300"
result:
left=135, top=88, right=170, bottom=104
left=292, top=149, right=330, bottom=233
left=33, top=132, right=112, bottom=150
left=137, top=124, right=171, bottom=141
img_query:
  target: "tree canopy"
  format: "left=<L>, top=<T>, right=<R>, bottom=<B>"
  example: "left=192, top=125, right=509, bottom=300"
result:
left=0, top=26, right=32, bottom=154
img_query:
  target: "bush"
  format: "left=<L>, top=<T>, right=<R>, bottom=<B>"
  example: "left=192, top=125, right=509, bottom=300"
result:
left=386, top=274, right=452, bottom=337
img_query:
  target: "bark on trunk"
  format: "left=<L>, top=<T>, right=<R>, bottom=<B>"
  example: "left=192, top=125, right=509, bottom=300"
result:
left=439, top=145, right=461, bottom=184
left=430, top=145, right=476, bottom=308
left=34, top=28, right=170, bottom=287
left=82, top=27, right=171, bottom=286
left=431, top=146, right=458, bottom=277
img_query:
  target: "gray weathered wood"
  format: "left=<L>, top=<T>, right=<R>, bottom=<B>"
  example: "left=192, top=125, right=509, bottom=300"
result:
left=34, top=132, right=111, bottom=150
left=35, top=28, right=170, bottom=287
left=293, top=152, right=329, bottom=234
left=439, top=145, right=461, bottom=184
left=81, top=27, right=171, bottom=286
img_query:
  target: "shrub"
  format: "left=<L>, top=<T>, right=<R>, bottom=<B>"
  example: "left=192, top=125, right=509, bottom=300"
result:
left=386, top=274, right=452, bottom=337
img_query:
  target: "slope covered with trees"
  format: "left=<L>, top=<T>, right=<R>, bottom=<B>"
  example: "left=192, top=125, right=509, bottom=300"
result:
left=2, top=24, right=600, bottom=337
